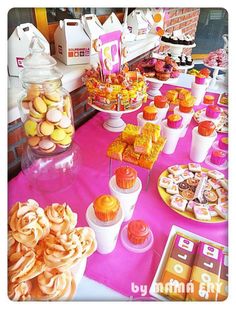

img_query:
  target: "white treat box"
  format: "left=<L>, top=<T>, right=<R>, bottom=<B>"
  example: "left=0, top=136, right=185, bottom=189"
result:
left=81, top=14, right=105, bottom=54
left=149, top=9, right=165, bottom=34
left=54, top=19, right=90, bottom=65
left=103, top=12, right=123, bottom=33
left=149, top=225, right=227, bottom=301
left=127, top=9, right=149, bottom=40
left=8, top=23, right=50, bottom=76
left=140, top=8, right=154, bottom=31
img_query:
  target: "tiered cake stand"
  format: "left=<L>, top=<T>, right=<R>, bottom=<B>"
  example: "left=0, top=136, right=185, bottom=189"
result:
left=88, top=102, right=142, bottom=132
left=160, top=41, right=196, bottom=58
left=204, top=63, right=228, bottom=90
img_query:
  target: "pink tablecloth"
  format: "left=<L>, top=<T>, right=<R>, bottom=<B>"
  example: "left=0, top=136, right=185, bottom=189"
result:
left=8, top=85, right=228, bottom=299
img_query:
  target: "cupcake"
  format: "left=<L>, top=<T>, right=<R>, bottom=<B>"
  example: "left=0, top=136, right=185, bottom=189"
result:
left=115, top=166, right=137, bottom=189
left=167, top=114, right=183, bottom=128
left=198, top=121, right=215, bottom=136
left=143, top=106, right=158, bottom=120
left=203, top=95, right=215, bottom=105
left=154, top=95, right=168, bottom=108
left=206, top=105, right=221, bottom=119
left=199, top=68, right=211, bottom=78
left=180, top=55, right=186, bottom=66
left=127, top=220, right=150, bottom=245
left=210, top=150, right=227, bottom=165
left=179, top=99, right=194, bottom=113
left=195, top=74, right=206, bottom=85
left=186, top=55, right=193, bottom=65
left=93, top=195, right=120, bottom=222
left=218, top=137, right=228, bottom=151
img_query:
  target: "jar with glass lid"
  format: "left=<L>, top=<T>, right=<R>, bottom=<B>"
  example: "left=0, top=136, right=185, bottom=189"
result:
left=18, top=36, right=74, bottom=155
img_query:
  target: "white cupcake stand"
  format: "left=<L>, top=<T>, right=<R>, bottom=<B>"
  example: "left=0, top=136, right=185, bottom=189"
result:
left=204, top=63, right=228, bottom=90
left=146, top=76, right=179, bottom=99
left=88, top=103, right=142, bottom=132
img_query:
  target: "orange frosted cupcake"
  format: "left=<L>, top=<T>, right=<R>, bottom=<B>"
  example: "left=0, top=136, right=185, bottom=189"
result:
left=179, top=99, right=194, bottom=113
left=154, top=95, right=168, bottom=108
left=115, top=166, right=137, bottom=189
left=143, top=106, right=158, bottom=120
left=127, top=220, right=150, bottom=244
left=93, top=195, right=120, bottom=222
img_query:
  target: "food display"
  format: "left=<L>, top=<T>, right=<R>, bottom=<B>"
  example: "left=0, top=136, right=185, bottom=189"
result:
left=188, top=67, right=211, bottom=77
left=8, top=199, right=97, bottom=301
left=135, top=56, right=180, bottom=81
left=107, top=123, right=166, bottom=169
left=164, top=87, right=195, bottom=109
left=203, top=48, right=228, bottom=68
left=194, top=108, right=228, bottom=133
left=161, top=32, right=195, bottom=46
left=158, top=164, right=228, bottom=222
left=149, top=226, right=228, bottom=301
left=84, top=64, right=147, bottom=111
left=18, top=37, right=74, bottom=155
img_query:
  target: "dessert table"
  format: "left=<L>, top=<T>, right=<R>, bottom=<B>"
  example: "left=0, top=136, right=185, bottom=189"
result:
left=8, top=73, right=228, bottom=301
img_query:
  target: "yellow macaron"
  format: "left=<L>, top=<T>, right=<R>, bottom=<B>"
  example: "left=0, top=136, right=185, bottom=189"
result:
left=24, top=119, right=37, bottom=136
left=33, top=97, right=47, bottom=114
left=50, top=128, right=66, bottom=142
left=40, top=121, right=54, bottom=136
left=58, top=134, right=72, bottom=146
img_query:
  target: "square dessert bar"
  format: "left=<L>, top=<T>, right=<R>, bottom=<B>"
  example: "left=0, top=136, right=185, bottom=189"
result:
left=138, top=143, right=161, bottom=169
left=121, top=124, right=141, bottom=144
left=142, top=122, right=161, bottom=143
left=123, top=145, right=141, bottom=165
left=166, top=89, right=178, bottom=102
left=134, top=134, right=152, bottom=155
left=107, top=138, right=127, bottom=161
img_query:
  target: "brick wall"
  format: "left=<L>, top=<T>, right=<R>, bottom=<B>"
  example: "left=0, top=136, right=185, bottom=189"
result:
left=8, top=8, right=201, bottom=179
left=159, top=8, right=200, bottom=55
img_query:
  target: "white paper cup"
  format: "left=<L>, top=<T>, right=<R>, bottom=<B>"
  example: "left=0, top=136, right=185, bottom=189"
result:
left=190, top=126, right=217, bottom=162
left=174, top=106, right=194, bottom=137
left=191, top=82, right=207, bottom=106
left=86, top=204, right=124, bottom=254
left=149, top=102, right=169, bottom=123
left=161, top=120, right=183, bottom=154
left=109, top=175, right=142, bottom=222
left=137, top=112, right=159, bottom=127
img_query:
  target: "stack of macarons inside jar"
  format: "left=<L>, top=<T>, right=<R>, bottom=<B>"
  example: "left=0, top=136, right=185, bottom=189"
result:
left=22, top=87, right=74, bottom=155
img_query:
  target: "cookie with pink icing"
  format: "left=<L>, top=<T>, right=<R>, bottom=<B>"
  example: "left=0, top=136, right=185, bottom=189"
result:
left=170, top=194, right=187, bottom=212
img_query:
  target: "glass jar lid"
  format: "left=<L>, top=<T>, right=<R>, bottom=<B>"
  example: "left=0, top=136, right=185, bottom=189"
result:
left=20, top=36, right=62, bottom=84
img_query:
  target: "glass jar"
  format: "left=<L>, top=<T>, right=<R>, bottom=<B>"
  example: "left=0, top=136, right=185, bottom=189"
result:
left=18, top=36, right=74, bottom=156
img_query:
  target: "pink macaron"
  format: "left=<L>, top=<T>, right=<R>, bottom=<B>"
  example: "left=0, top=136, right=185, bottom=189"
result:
left=46, top=108, right=62, bottom=124
left=38, top=139, right=56, bottom=153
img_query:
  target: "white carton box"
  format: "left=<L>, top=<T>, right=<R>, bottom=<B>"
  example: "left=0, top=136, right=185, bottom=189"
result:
left=81, top=14, right=105, bottom=54
left=103, top=12, right=123, bottom=33
left=8, top=23, right=50, bottom=77
left=54, top=19, right=90, bottom=65
left=140, top=8, right=154, bottom=31
left=149, top=225, right=227, bottom=301
left=127, top=9, right=149, bottom=40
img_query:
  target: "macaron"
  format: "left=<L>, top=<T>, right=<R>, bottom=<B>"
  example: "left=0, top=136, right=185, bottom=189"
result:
left=50, top=128, right=66, bottom=142
left=28, top=136, right=40, bottom=148
left=44, top=91, right=61, bottom=102
left=42, top=95, right=55, bottom=106
left=58, top=115, right=71, bottom=129
left=57, top=135, right=72, bottom=148
left=39, top=121, right=54, bottom=136
left=29, top=102, right=45, bottom=120
left=38, top=139, right=56, bottom=153
left=198, top=121, right=215, bottom=136
left=64, top=125, right=74, bottom=136
left=127, top=220, right=150, bottom=245
left=46, top=108, right=62, bottom=124
left=24, top=119, right=37, bottom=136
left=33, top=97, right=47, bottom=114
left=167, top=114, right=183, bottom=128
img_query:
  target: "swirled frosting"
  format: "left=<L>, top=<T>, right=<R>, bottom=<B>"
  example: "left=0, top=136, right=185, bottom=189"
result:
left=43, top=232, right=82, bottom=271
left=44, top=203, right=77, bottom=235
left=8, top=243, right=45, bottom=283
left=8, top=281, right=31, bottom=301
left=74, top=227, right=97, bottom=258
left=32, top=269, right=76, bottom=301
left=9, top=199, right=50, bottom=248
